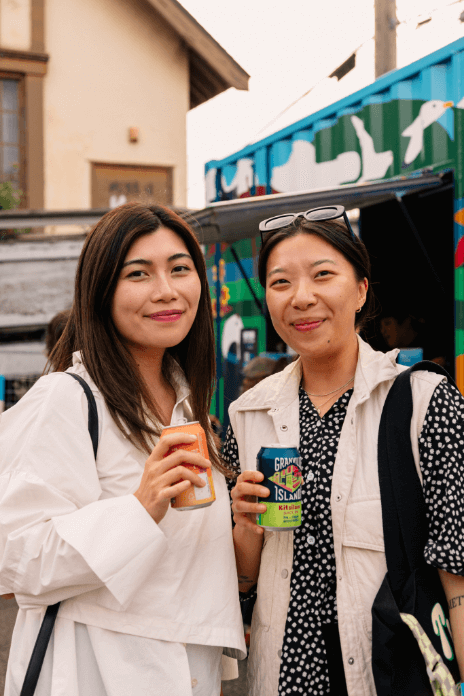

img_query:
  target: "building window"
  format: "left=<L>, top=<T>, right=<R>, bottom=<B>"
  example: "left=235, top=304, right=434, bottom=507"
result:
left=0, top=78, right=22, bottom=188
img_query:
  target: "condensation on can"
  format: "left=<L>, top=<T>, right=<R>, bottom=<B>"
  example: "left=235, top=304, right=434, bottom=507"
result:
left=160, top=421, right=216, bottom=511
left=257, top=444, right=303, bottom=531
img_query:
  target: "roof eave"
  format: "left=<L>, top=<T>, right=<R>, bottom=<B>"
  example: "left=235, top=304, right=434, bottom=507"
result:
left=145, top=0, right=249, bottom=108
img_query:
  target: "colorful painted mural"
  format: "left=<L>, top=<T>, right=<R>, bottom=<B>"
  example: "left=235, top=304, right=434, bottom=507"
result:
left=206, top=37, right=464, bottom=398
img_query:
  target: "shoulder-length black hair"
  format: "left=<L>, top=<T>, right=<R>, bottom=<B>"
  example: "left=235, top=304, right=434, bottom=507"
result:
left=258, top=216, right=375, bottom=331
left=50, top=203, right=227, bottom=474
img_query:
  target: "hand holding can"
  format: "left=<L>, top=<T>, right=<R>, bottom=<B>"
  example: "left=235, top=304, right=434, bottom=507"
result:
left=160, top=421, right=216, bottom=511
left=133, top=431, right=210, bottom=523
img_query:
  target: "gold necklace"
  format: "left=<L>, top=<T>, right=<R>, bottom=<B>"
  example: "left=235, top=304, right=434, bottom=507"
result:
left=304, top=375, right=355, bottom=397
left=305, top=376, right=355, bottom=418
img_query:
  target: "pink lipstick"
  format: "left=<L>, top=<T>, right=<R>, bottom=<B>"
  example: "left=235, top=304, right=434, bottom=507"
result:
left=149, top=310, right=183, bottom=323
left=293, top=320, right=324, bottom=332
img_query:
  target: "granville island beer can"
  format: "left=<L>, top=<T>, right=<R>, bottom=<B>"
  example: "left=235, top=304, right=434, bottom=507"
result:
left=257, top=444, right=303, bottom=531
left=160, top=421, right=216, bottom=511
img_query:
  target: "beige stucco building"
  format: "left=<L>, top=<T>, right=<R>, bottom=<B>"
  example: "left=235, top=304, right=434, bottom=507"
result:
left=0, top=0, right=248, bottom=212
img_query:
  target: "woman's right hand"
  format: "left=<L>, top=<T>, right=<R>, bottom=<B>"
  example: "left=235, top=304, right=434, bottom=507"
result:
left=231, top=470, right=269, bottom=536
left=134, top=433, right=210, bottom=524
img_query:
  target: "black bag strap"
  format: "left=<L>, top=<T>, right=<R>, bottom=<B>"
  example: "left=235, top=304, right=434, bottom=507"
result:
left=378, top=360, right=454, bottom=595
left=66, top=373, right=99, bottom=458
left=19, top=373, right=99, bottom=696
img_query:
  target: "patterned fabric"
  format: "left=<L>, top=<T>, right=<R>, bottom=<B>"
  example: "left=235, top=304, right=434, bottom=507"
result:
left=222, top=380, right=464, bottom=695
left=400, top=613, right=459, bottom=696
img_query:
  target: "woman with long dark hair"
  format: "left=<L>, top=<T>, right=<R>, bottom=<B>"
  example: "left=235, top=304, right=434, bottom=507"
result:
left=0, top=203, right=245, bottom=696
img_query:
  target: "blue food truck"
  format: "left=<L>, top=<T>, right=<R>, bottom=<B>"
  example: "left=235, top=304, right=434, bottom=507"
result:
left=190, top=37, right=464, bottom=422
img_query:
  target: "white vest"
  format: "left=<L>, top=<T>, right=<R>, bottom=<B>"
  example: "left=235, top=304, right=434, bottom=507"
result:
left=229, top=337, right=444, bottom=696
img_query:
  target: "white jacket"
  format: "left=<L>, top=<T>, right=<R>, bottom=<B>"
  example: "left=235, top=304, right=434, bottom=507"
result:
left=0, top=353, right=245, bottom=695
left=229, top=337, right=444, bottom=696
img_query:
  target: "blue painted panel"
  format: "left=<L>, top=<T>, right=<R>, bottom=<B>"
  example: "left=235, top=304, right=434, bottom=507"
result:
left=254, top=147, right=268, bottom=188
left=224, top=258, right=254, bottom=283
left=270, top=140, right=292, bottom=169
left=222, top=164, right=238, bottom=187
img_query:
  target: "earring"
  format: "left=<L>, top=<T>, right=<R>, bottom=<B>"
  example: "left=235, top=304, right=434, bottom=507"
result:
left=356, top=307, right=362, bottom=313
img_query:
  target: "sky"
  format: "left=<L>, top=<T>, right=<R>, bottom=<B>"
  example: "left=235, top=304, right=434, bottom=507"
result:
left=181, top=0, right=464, bottom=209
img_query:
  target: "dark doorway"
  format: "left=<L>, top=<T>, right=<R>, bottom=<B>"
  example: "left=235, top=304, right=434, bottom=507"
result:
left=360, top=174, right=455, bottom=378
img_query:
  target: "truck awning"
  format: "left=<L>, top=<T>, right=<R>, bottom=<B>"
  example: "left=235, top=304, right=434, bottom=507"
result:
left=188, top=172, right=448, bottom=244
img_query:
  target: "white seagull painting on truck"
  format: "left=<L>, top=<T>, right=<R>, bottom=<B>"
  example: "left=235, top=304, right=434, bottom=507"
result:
left=402, top=99, right=453, bottom=167
left=350, top=115, right=393, bottom=182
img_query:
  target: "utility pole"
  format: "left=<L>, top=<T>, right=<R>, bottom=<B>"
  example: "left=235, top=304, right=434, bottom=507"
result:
left=375, top=0, right=397, bottom=78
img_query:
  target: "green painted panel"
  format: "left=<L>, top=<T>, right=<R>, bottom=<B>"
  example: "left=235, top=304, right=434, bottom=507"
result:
left=311, top=101, right=455, bottom=179
left=456, top=329, right=464, bottom=355
left=204, top=244, right=216, bottom=269
left=227, top=278, right=264, bottom=304
left=223, top=238, right=253, bottom=262
left=210, top=377, right=225, bottom=422
left=456, top=301, right=464, bottom=337
left=455, top=267, right=464, bottom=301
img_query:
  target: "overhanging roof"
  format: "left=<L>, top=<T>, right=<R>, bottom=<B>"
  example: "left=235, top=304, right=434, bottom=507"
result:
left=145, top=0, right=249, bottom=108
left=188, top=172, right=447, bottom=244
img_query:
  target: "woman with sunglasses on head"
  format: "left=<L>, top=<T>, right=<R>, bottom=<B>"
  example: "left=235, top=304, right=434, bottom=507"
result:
left=0, top=204, right=245, bottom=696
left=223, top=207, right=464, bottom=696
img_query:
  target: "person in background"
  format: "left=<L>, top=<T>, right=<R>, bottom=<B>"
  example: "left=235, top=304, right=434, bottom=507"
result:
left=379, top=305, right=447, bottom=367
left=45, top=309, right=71, bottom=358
left=0, top=203, right=245, bottom=696
left=239, top=356, right=277, bottom=395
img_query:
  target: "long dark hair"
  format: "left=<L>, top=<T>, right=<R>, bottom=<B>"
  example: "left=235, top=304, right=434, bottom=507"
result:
left=50, top=203, right=227, bottom=475
left=258, top=217, right=374, bottom=330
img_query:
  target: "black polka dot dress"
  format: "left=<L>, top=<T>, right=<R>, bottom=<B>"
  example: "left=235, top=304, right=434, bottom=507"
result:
left=223, top=380, right=464, bottom=695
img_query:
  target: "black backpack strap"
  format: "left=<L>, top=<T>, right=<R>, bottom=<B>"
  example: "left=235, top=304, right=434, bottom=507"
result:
left=378, top=360, right=453, bottom=595
left=66, top=373, right=99, bottom=458
left=19, top=373, right=99, bottom=696
left=19, top=603, right=60, bottom=696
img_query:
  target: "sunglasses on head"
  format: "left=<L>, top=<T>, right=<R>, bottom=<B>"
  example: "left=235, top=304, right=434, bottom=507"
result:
left=258, top=205, right=356, bottom=245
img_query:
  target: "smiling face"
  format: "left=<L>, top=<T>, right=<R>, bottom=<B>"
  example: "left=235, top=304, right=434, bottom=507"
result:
left=111, top=227, right=201, bottom=357
left=265, top=233, right=367, bottom=360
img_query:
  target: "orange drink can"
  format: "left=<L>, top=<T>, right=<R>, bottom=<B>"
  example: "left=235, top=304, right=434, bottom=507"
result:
left=160, top=421, right=216, bottom=511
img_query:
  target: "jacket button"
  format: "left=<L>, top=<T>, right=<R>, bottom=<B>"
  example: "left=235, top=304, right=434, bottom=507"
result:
left=348, top=657, right=354, bottom=665
left=281, top=569, right=289, bottom=579
left=307, top=535, right=315, bottom=545
left=336, top=494, right=342, bottom=502
left=191, top=677, right=198, bottom=687
left=270, top=408, right=279, bottom=413
left=280, top=425, right=288, bottom=431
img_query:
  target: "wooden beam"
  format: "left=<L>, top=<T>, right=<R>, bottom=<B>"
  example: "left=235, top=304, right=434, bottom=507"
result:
left=0, top=49, right=48, bottom=76
left=145, top=0, right=249, bottom=92
left=30, top=0, right=46, bottom=53
left=24, top=74, right=45, bottom=208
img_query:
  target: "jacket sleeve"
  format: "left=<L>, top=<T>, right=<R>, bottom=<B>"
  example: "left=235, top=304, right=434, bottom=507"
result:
left=0, top=374, right=168, bottom=608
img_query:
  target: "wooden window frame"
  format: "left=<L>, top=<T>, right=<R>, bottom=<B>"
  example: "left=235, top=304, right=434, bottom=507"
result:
left=0, top=49, right=48, bottom=210
left=0, top=72, right=26, bottom=205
